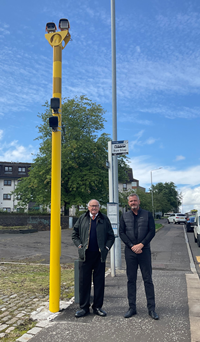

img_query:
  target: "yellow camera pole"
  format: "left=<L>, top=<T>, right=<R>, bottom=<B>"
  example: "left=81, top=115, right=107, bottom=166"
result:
left=45, top=29, right=71, bottom=312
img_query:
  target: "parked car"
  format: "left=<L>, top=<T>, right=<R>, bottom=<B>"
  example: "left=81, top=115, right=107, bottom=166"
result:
left=193, top=213, right=200, bottom=247
left=185, top=216, right=195, bottom=232
left=167, top=213, right=186, bottom=224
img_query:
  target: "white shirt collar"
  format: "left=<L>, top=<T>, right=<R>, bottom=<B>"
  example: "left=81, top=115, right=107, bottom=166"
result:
left=89, top=212, right=98, bottom=219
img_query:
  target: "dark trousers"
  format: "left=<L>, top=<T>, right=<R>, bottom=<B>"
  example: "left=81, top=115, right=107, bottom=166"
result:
left=125, top=246, right=155, bottom=311
left=79, top=250, right=105, bottom=311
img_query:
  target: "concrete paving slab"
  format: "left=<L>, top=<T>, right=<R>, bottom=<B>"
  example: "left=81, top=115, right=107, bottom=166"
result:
left=30, top=270, right=191, bottom=342
left=16, top=333, right=33, bottom=341
left=190, top=316, right=200, bottom=342
left=187, top=300, right=200, bottom=317
left=187, top=287, right=200, bottom=300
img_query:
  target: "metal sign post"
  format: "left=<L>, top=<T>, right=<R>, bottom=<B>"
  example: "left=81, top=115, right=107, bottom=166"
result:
left=111, top=140, right=129, bottom=269
left=108, top=141, right=115, bottom=277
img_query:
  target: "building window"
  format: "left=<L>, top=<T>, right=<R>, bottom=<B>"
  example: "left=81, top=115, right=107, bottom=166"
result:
left=18, top=167, right=26, bottom=173
left=4, top=166, right=12, bottom=173
left=3, top=207, right=11, bottom=212
left=3, top=194, right=11, bottom=200
left=123, top=184, right=127, bottom=191
left=4, top=180, right=11, bottom=186
left=17, top=208, right=24, bottom=213
left=132, top=181, right=137, bottom=187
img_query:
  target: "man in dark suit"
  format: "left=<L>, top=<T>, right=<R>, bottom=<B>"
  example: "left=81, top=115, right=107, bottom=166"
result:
left=119, top=193, right=159, bottom=320
left=72, top=199, right=115, bottom=318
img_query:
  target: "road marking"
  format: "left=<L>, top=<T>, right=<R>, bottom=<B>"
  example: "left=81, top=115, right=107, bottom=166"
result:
left=196, top=256, right=200, bottom=263
left=183, top=226, right=197, bottom=273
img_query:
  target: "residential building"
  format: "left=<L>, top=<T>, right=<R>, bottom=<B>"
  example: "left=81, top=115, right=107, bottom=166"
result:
left=0, top=162, right=144, bottom=214
left=118, top=168, right=145, bottom=193
left=0, top=161, right=31, bottom=212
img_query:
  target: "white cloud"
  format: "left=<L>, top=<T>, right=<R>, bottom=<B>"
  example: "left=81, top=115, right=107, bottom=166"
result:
left=130, top=156, right=200, bottom=187
left=138, top=106, right=200, bottom=120
left=136, top=120, right=152, bottom=126
left=129, top=130, right=144, bottom=150
left=129, top=131, right=157, bottom=150
left=181, top=186, right=200, bottom=213
left=146, top=138, right=156, bottom=145
left=136, top=46, right=141, bottom=53
left=0, top=130, right=3, bottom=140
left=119, top=115, right=153, bottom=126
left=129, top=155, right=200, bottom=212
left=0, top=25, right=10, bottom=37
left=176, top=155, right=185, bottom=161
left=0, top=141, right=37, bottom=162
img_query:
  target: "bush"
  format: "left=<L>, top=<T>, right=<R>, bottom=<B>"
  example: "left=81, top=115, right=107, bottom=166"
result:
left=100, top=208, right=107, bottom=215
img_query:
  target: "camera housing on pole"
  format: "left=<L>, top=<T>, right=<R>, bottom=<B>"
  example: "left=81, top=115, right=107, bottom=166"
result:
left=49, top=117, right=58, bottom=132
left=46, top=22, right=57, bottom=33
left=49, top=98, right=60, bottom=132
left=59, top=18, right=70, bottom=31
left=50, top=97, right=60, bottom=113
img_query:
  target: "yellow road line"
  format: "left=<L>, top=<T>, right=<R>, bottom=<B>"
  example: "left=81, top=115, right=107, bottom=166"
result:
left=196, top=256, right=200, bottom=263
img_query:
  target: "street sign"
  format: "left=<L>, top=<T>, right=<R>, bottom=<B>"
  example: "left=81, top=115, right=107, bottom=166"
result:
left=112, top=140, right=128, bottom=155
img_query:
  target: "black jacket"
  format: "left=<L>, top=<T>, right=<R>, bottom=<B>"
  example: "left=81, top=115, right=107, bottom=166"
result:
left=119, top=208, right=155, bottom=249
left=72, top=211, right=115, bottom=262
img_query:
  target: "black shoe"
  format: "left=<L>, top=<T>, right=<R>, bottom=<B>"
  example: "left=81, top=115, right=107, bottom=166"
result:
left=148, top=310, right=159, bottom=320
left=124, top=308, right=137, bottom=318
left=75, top=309, right=89, bottom=318
left=93, top=308, right=107, bottom=317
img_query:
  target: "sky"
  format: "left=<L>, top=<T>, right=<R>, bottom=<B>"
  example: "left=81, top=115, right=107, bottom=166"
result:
left=0, top=0, right=200, bottom=213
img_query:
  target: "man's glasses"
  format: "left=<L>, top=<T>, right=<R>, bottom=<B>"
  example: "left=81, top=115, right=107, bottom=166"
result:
left=89, top=205, right=99, bottom=208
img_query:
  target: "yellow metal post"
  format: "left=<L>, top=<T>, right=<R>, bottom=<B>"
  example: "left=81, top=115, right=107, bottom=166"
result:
left=45, top=28, right=71, bottom=313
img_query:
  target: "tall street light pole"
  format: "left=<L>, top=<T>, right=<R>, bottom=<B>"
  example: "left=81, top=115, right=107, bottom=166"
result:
left=151, top=167, right=162, bottom=218
left=111, top=0, right=121, bottom=269
left=45, top=19, right=71, bottom=313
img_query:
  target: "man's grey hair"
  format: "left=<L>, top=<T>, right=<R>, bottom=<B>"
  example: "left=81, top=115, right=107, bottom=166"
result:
left=128, top=193, right=140, bottom=201
left=87, top=199, right=101, bottom=208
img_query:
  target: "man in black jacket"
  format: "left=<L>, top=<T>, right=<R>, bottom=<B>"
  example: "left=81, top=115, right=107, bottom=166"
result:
left=72, top=199, right=115, bottom=318
left=119, top=193, right=159, bottom=320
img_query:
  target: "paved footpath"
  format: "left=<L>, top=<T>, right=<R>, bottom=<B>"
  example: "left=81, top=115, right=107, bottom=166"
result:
left=0, top=224, right=200, bottom=341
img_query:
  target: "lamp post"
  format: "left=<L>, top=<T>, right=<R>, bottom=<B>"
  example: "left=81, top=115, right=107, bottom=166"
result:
left=150, top=167, right=162, bottom=218
left=45, top=19, right=71, bottom=313
left=111, top=0, right=121, bottom=270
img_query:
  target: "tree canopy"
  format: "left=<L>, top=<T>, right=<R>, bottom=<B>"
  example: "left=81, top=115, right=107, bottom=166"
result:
left=119, top=182, right=182, bottom=214
left=14, top=96, right=129, bottom=213
left=151, top=182, right=182, bottom=214
left=119, top=189, right=152, bottom=212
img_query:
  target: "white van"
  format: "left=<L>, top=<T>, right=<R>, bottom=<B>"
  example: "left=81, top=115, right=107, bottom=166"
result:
left=193, top=212, right=200, bottom=247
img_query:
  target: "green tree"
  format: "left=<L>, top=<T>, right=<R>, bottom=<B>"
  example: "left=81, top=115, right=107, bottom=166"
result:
left=119, top=182, right=182, bottom=215
left=151, top=182, right=182, bottom=214
left=14, top=96, right=129, bottom=214
left=119, top=188, right=152, bottom=212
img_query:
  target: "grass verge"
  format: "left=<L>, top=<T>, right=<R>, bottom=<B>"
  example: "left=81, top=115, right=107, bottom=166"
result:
left=155, top=223, right=162, bottom=231
left=0, top=263, right=74, bottom=299
left=1, top=319, right=37, bottom=342
left=0, top=263, right=74, bottom=342
left=0, top=225, right=33, bottom=230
